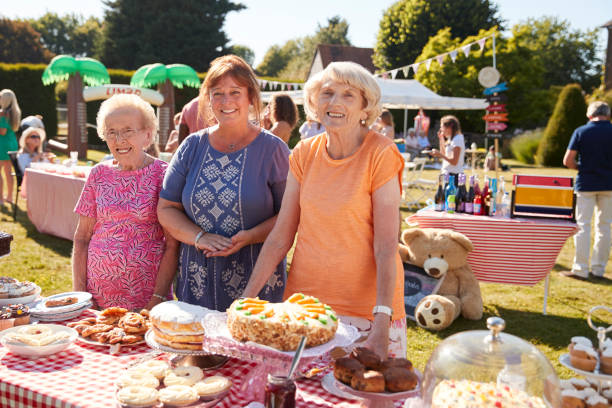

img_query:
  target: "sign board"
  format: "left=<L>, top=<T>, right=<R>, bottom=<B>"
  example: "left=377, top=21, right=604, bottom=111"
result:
left=486, top=133, right=504, bottom=139
left=83, top=85, right=164, bottom=105
left=403, top=263, right=444, bottom=320
left=483, top=82, right=508, bottom=95
left=487, top=122, right=508, bottom=132
left=485, top=94, right=508, bottom=103
left=483, top=113, right=509, bottom=122
left=486, top=104, right=506, bottom=112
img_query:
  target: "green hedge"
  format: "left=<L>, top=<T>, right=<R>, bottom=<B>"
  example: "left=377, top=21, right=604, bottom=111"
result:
left=510, top=128, right=544, bottom=164
left=0, top=63, right=57, bottom=137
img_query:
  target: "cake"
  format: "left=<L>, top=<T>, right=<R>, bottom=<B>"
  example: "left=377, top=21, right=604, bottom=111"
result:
left=432, top=379, right=547, bottom=408
left=0, top=232, right=12, bottom=257
left=601, top=348, right=612, bottom=375
left=149, top=301, right=211, bottom=350
left=570, top=344, right=598, bottom=372
left=226, top=293, right=338, bottom=351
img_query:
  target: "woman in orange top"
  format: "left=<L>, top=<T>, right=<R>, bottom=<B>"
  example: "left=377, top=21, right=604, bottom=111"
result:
left=243, top=62, right=405, bottom=359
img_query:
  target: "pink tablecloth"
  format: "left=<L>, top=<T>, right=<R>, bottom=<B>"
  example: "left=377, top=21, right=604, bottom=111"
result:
left=23, top=168, right=85, bottom=241
left=0, top=311, right=385, bottom=408
left=407, top=209, right=578, bottom=286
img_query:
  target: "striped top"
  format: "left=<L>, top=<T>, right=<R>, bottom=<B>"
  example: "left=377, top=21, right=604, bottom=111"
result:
left=406, top=210, right=578, bottom=286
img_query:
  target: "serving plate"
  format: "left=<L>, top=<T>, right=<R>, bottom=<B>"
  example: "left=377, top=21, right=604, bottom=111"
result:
left=30, top=291, right=92, bottom=314
left=32, top=302, right=92, bottom=322
left=559, top=353, right=612, bottom=380
left=0, top=285, right=42, bottom=306
left=0, top=324, right=77, bottom=359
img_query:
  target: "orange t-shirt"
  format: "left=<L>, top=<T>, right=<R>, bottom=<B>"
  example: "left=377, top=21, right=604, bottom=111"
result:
left=286, top=131, right=405, bottom=320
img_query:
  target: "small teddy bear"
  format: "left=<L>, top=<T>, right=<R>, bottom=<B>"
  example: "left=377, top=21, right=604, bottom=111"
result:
left=399, top=228, right=483, bottom=331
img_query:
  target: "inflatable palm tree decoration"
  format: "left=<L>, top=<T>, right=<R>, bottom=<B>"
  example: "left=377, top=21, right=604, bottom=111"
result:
left=130, top=63, right=200, bottom=146
left=42, top=55, right=110, bottom=158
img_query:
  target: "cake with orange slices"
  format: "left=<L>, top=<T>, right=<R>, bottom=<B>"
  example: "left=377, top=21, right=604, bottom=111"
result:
left=226, top=293, right=338, bottom=351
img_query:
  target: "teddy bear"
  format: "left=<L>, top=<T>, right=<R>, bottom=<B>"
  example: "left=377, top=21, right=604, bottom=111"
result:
left=398, top=228, right=483, bottom=331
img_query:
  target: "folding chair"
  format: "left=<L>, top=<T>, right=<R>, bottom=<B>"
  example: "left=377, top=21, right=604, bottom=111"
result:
left=7, top=151, right=23, bottom=221
left=401, top=158, right=436, bottom=208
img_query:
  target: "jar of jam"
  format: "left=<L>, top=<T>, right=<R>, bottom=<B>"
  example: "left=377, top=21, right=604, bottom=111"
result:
left=264, top=374, right=296, bottom=408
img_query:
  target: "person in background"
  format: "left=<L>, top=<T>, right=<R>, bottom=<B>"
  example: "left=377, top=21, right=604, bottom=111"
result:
left=72, top=94, right=178, bottom=310
left=298, top=115, right=325, bottom=140
left=430, top=115, right=465, bottom=182
left=19, top=115, right=45, bottom=136
left=562, top=101, right=612, bottom=281
left=17, top=127, right=55, bottom=172
left=164, top=112, right=182, bottom=153
left=157, top=55, right=289, bottom=311
left=177, top=96, right=216, bottom=145
left=266, top=94, right=298, bottom=144
left=404, top=127, right=420, bottom=157
left=373, top=109, right=395, bottom=140
left=417, top=132, right=431, bottom=150
left=0, top=89, right=21, bottom=205
left=241, top=61, right=406, bottom=360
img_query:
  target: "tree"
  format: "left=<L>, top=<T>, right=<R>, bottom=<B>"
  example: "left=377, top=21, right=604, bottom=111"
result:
left=100, top=0, right=244, bottom=71
left=257, top=16, right=351, bottom=80
left=0, top=18, right=54, bottom=63
left=536, top=84, right=586, bottom=166
left=30, top=13, right=103, bottom=58
left=373, top=0, right=502, bottom=70
left=229, top=44, right=255, bottom=66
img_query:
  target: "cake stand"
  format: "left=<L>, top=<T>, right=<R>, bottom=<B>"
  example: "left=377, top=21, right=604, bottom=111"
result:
left=559, top=305, right=612, bottom=393
left=144, top=330, right=228, bottom=370
left=201, top=312, right=361, bottom=403
left=325, top=370, right=422, bottom=408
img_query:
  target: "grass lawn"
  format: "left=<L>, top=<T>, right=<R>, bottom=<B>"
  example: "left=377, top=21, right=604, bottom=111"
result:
left=0, top=156, right=610, bottom=379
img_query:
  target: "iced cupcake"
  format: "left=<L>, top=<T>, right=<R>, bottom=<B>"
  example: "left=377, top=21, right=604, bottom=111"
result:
left=7, top=304, right=30, bottom=325
left=0, top=307, right=15, bottom=330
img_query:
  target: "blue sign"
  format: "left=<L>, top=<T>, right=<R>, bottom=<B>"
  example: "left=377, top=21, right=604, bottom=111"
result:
left=483, top=82, right=508, bottom=95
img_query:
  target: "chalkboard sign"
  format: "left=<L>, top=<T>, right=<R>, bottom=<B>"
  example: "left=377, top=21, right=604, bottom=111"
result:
left=404, top=262, right=445, bottom=321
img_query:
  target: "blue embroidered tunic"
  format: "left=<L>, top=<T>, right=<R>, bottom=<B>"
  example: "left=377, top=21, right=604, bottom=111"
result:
left=160, top=129, right=289, bottom=311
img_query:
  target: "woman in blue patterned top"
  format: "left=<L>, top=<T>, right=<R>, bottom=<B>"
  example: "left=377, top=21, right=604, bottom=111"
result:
left=158, top=55, right=289, bottom=311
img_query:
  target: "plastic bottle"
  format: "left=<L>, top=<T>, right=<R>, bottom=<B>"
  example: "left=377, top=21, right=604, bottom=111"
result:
left=488, top=177, right=498, bottom=216
left=500, top=191, right=511, bottom=217
left=497, top=355, right=526, bottom=392
left=445, top=175, right=457, bottom=213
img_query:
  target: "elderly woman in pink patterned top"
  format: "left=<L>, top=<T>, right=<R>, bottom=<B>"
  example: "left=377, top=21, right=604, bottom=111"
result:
left=72, top=94, right=178, bottom=311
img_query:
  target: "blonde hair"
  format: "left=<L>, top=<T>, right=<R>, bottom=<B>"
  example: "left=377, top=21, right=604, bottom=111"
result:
left=199, top=54, right=261, bottom=125
left=303, top=61, right=381, bottom=127
left=0, top=89, right=22, bottom=131
left=96, top=94, right=157, bottom=147
left=19, top=127, right=46, bottom=154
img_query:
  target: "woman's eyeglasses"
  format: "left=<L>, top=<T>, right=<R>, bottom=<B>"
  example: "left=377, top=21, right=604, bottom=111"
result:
left=28, top=135, right=41, bottom=139
left=104, top=128, right=143, bottom=142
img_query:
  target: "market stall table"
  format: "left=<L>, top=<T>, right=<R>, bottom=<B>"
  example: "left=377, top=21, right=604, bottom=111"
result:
left=406, top=209, right=578, bottom=314
left=23, top=167, right=86, bottom=241
left=0, top=311, right=398, bottom=408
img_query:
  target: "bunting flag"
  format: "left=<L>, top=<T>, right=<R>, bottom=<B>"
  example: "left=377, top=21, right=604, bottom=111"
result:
left=256, top=79, right=303, bottom=91
left=375, top=32, right=495, bottom=78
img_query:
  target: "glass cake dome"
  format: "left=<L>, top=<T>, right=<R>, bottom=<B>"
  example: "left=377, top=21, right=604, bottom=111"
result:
left=420, top=317, right=561, bottom=408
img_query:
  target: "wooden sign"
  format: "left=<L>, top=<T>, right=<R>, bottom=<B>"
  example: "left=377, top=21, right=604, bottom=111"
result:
left=487, top=122, right=508, bottom=132
left=483, top=82, right=508, bottom=95
left=483, top=113, right=509, bottom=122
left=486, top=133, right=503, bottom=139
left=485, top=93, right=508, bottom=103
left=486, top=104, right=506, bottom=112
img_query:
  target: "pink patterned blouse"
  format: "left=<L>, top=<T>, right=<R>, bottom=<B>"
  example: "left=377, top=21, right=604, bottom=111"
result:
left=74, top=159, right=168, bottom=310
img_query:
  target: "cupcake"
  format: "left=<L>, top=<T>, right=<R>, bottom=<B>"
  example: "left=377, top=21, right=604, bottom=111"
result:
left=570, top=336, right=594, bottom=352
left=570, top=378, right=591, bottom=391
left=8, top=304, right=30, bottom=325
left=560, top=379, right=576, bottom=390
left=601, top=348, right=612, bottom=375
left=585, top=394, right=609, bottom=408
left=562, top=389, right=586, bottom=408
left=0, top=277, right=18, bottom=284
left=570, top=344, right=598, bottom=372
left=0, top=307, right=15, bottom=330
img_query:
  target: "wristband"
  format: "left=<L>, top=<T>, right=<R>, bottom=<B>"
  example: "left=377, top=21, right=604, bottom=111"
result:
left=372, top=305, right=393, bottom=319
left=152, top=293, right=166, bottom=302
left=194, top=230, right=205, bottom=248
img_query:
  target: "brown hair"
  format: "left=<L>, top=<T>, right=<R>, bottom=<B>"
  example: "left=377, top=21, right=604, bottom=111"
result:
left=199, top=55, right=261, bottom=125
left=380, top=109, right=394, bottom=127
left=440, top=115, right=461, bottom=139
left=270, top=94, right=298, bottom=129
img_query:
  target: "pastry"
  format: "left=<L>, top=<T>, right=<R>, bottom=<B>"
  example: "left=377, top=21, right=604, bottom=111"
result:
left=601, top=348, right=612, bottom=375
left=350, top=370, right=385, bottom=393
left=227, top=293, right=338, bottom=351
left=97, top=307, right=127, bottom=325
left=0, top=233, right=12, bottom=257
left=164, top=366, right=204, bottom=387
left=193, top=375, right=232, bottom=399
left=570, top=344, right=598, bottom=372
left=158, top=385, right=199, bottom=406
left=0, top=276, right=17, bottom=284
left=562, top=389, right=586, bottom=408
left=333, top=357, right=364, bottom=384
left=129, top=359, right=169, bottom=379
left=150, top=301, right=209, bottom=350
left=560, top=379, right=576, bottom=390
left=570, top=336, right=593, bottom=351
left=6, top=304, right=30, bottom=325
left=116, top=385, right=159, bottom=408
left=381, top=357, right=413, bottom=372
left=350, top=347, right=382, bottom=370
left=586, top=394, right=609, bottom=408
left=8, top=281, right=37, bottom=298
left=81, top=323, right=114, bottom=338
left=382, top=367, right=418, bottom=392
left=0, top=307, right=14, bottom=330
left=45, top=296, right=78, bottom=308
left=118, top=312, right=148, bottom=334
left=116, top=371, right=159, bottom=389
left=571, top=378, right=591, bottom=391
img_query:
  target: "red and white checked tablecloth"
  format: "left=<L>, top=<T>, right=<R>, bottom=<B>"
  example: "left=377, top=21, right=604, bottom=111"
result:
left=406, top=209, right=578, bottom=285
left=0, top=311, right=405, bottom=408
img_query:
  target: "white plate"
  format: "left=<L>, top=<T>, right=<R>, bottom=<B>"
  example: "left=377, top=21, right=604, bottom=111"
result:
left=559, top=353, right=612, bottom=380
left=333, top=371, right=421, bottom=400
left=0, top=285, right=42, bottom=306
left=30, top=291, right=92, bottom=315
left=0, top=324, right=77, bottom=359
left=32, top=302, right=92, bottom=322
left=321, top=372, right=362, bottom=401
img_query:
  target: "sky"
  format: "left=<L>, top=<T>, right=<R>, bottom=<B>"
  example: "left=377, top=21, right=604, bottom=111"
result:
left=3, top=0, right=612, bottom=66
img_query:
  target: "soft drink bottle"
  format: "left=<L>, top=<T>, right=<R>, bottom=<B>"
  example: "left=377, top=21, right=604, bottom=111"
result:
left=445, top=175, right=457, bottom=213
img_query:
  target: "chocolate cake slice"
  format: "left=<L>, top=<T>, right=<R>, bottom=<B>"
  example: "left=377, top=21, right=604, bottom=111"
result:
left=0, top=232, right=13, bottom=257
